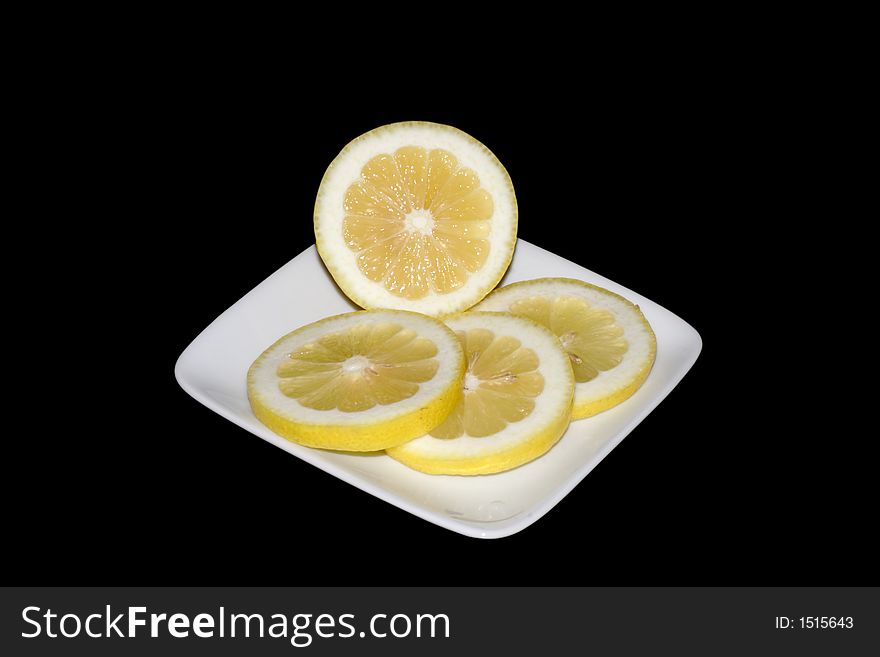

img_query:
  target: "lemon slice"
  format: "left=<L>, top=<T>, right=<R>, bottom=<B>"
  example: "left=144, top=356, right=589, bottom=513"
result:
left=247, top=310, right=465, bottom=451
left=314, top=122, right=517, bottom=316
left=387, top=312, right=574, bottom=475
left=476, top=278, right=656, bottom=419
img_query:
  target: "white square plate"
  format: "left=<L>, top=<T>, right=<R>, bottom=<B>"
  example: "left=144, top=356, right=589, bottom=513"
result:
left=175, top=240, right=701, bottom=538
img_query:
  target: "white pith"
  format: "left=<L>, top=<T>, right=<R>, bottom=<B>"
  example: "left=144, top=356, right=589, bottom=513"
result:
left=404, top=209, right=435, bottom=236
left=341, top=355, right=371, bottom=374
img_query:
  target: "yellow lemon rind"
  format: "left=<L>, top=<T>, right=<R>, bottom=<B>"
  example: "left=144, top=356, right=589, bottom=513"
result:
left=387, top=400, right=571, bottom=475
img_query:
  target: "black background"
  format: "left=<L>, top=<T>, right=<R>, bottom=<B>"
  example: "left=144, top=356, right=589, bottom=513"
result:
left=10, top=59, right=873, bottom=585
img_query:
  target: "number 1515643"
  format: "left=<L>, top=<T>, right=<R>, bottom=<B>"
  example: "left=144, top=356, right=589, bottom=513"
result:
left=775, top=616, right=853, bottom=629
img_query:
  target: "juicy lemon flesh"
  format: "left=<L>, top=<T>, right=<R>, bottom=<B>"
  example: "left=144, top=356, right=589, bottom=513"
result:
left=277, top=323, right=439, bottom=413
left=430, top=328, right=544, bottom=439
left=508, top=295, right=628, bottom=382
left=343, top=147, right=494, bottom=300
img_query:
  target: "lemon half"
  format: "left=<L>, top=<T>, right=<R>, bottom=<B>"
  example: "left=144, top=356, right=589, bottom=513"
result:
left=387, top=312, right=574, bottom=475
left=247, top=310, right=465, bottom=451
left=314, top=122, right=517, bottom=316
left=476, top=278, right=656, bottom=418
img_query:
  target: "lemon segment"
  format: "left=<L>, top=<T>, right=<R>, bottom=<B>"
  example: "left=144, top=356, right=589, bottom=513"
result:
left=475, top=278, right=656, bottom=419
left=315, top=122, right=517, bottom=316
left=387, top=312, right=574, bottom=475
left=247, top=310, right=466, bottom=451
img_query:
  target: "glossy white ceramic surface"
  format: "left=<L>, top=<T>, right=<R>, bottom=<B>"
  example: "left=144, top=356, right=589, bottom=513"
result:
left=175, top=240, right=702, bottom=538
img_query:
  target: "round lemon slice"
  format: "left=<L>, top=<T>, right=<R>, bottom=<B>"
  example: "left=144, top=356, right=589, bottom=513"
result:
left=314, top=122, right=517, bottom=316
left=475, top=278, right=656, bottom=419
left=387, top=312, right=574, bottom=475
left=247, top=310, right=465, bottom=451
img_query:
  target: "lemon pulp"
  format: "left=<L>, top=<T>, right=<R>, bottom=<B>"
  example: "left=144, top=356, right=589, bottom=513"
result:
left=279, top=323, right=439, bottom=412
left=343, top=147, right=494, bottom=300
left=508, top=295, right=628, bottom=382
left=430, top=329, right=545, bottom=438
